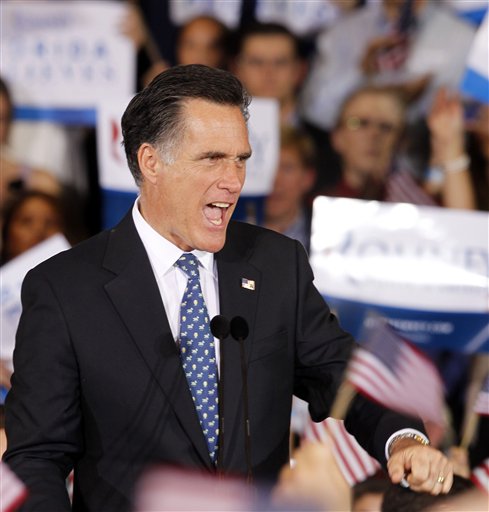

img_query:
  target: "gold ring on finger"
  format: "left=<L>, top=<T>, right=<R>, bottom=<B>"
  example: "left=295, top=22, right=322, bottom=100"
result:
left=436, top=475, right=445, bottom=484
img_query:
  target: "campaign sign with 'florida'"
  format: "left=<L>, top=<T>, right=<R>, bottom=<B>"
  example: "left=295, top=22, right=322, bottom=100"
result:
left=0, top=0, right=135, bottom=123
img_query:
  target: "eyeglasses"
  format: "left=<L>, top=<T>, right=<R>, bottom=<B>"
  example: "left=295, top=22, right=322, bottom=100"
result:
left=343, top=116, right=399, bottom=135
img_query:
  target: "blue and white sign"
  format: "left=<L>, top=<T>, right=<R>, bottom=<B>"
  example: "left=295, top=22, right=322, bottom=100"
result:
left=97, top=96, right=135, bottom=193
left=446, top=0, right=488, bottom=26
left=310, top=197, right=489, bottom=352
left=461, top=11, right=489, bottom=104
left=0, top=0, right=136, bottom=124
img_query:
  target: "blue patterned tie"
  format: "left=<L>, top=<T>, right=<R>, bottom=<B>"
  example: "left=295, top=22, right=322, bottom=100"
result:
left=176, top=253, right=219, bottom=463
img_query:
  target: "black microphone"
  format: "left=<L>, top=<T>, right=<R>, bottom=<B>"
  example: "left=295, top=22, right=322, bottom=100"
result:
left=230, top=316, right=249, bottom=341
left=210, top=315, right=230, bottom=475
left=230, top=316, right=252, bottom=484
left=210, top=315, right=230, bottom=341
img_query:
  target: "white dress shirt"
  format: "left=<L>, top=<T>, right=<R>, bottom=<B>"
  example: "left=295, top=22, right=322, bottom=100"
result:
left=132, top=199, right=221, bottom=367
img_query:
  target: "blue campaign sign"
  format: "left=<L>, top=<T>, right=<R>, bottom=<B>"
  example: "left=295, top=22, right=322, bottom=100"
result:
left=460, top=12, right=489, bottom=104
left=14, top=106, right=97, bottom=125
left=101, top=189, right=137, bottom=229
left=311, top=198, right=489, bottom=354
left=325, top=295, right=489, bottom=353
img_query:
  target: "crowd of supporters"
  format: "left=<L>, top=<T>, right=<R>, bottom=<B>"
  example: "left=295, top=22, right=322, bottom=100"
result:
left=1, top=1, right=487, bottom=510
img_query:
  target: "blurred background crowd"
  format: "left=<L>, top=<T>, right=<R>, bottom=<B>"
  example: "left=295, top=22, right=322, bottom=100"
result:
left=1, top=0, right=487, bottom=253
left=0, top=0, right=488, bottom=510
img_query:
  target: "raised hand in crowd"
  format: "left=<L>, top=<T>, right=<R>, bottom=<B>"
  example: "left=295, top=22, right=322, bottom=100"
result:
left=426, top=87, right=476, bottom=209
left=118, top=1, right=170, bottom=87
left=118, top=1, right=149, bottom=51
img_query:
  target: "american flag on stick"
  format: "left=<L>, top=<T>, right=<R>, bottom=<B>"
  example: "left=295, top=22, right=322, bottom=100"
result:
left=345, top=314, right=445, bottom=427
left=471, top=458, right=489, bottom=495
left=0, top=461, right=27, bottom=512
left=460, top=360, right=488, bottom=449
left=303, top=417, right=380, bottom=486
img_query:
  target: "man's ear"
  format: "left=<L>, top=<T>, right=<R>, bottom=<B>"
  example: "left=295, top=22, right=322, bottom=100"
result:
left=138, top=143, right=161, bottom=185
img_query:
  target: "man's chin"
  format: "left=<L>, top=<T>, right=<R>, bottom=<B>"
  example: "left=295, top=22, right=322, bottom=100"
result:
left=198, top=233, right=227, bottom=254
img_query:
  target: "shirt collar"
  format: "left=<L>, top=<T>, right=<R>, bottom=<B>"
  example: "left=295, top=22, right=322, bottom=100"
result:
left=132, top=198, right=215, bottom=276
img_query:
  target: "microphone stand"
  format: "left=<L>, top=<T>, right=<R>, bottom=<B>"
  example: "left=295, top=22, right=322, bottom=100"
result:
left=239, top=337, right=252, bottom=485
left=230, top=316, right=253, bottom=485
left=210, top=315, right=230, bottom=477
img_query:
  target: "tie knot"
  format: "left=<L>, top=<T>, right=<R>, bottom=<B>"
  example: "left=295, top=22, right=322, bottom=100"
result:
left=176, top=253, right=200, bottom=279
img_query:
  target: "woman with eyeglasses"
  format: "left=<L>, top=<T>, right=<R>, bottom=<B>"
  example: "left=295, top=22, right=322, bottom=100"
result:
left=315, top=85, right=475, bottom=210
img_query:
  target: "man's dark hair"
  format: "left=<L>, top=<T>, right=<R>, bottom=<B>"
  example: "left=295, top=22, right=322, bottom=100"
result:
left=381, top=475, right=474, bottom=512
left=121, top=64, right=251, bottom=185
left=352, top=473, right=391, bottom=504
left=233, top=22, right=300, bottom=59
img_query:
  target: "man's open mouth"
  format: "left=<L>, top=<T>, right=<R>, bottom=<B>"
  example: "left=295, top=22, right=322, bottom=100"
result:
left=204, top=202, right=231, bottom=226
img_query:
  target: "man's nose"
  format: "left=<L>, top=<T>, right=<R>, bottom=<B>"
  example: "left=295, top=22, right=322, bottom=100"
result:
left=218, top=160, right=245, bottom=192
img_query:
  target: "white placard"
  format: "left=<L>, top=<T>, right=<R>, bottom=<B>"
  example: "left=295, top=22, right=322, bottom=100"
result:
left=242, top=98, right=280, bottom=196
left=405, top=8, right=475, bottom=83
left=310, top=197, right=489, bottom=313
left=0, top=234, right=71, bottom=365
left=256, top=0, right=341, bottom=36
left=169, top=0, right=242, bottom=29
left=0, top=0, right=136, bottom=109
left=97, top=96, right=137, bottom=192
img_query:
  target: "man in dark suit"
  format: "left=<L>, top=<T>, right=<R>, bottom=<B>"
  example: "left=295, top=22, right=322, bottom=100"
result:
left=4, top=64, right=452, bottom=511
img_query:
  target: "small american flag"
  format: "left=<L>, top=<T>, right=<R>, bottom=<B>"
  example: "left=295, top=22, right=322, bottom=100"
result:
left=0, top=461, right=27, bottom=512
left=303, top=417, right=380, bottom=486
left=471, top=458, right=489, bottom=495
left=241, top=278, right=255, bottom=291
left=474, top=374, right=489, bottom=416
left=346, top=315, right=445, bottom=427
left=385, top=168, right=437, bottom=206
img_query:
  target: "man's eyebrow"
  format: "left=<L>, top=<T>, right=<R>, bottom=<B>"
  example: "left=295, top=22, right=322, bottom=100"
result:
left=238, top=150, right=253, bottom=160
left=198, top=151, right=226, bottom=159
left=197, top=150, right=253, bottom=160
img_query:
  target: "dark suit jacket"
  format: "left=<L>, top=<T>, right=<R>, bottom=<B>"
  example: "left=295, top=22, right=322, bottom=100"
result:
left=4, top=213, right=422, bottom=511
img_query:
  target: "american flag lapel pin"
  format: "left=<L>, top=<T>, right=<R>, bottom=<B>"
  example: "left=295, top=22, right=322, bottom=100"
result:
left=241, top=278, right=255, bottom=291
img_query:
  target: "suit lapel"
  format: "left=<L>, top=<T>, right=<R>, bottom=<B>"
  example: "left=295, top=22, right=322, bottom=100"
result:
left=102, top=214, right=212, bottom=469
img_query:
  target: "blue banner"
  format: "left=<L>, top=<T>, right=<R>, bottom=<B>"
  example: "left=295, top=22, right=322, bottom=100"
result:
left=325, top=295, right=489, bottom=353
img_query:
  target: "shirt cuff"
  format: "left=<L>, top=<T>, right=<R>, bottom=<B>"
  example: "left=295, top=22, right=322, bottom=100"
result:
left=385, top=428, right=429, bottom=460
left=385, top=428, right=429, bottom=488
